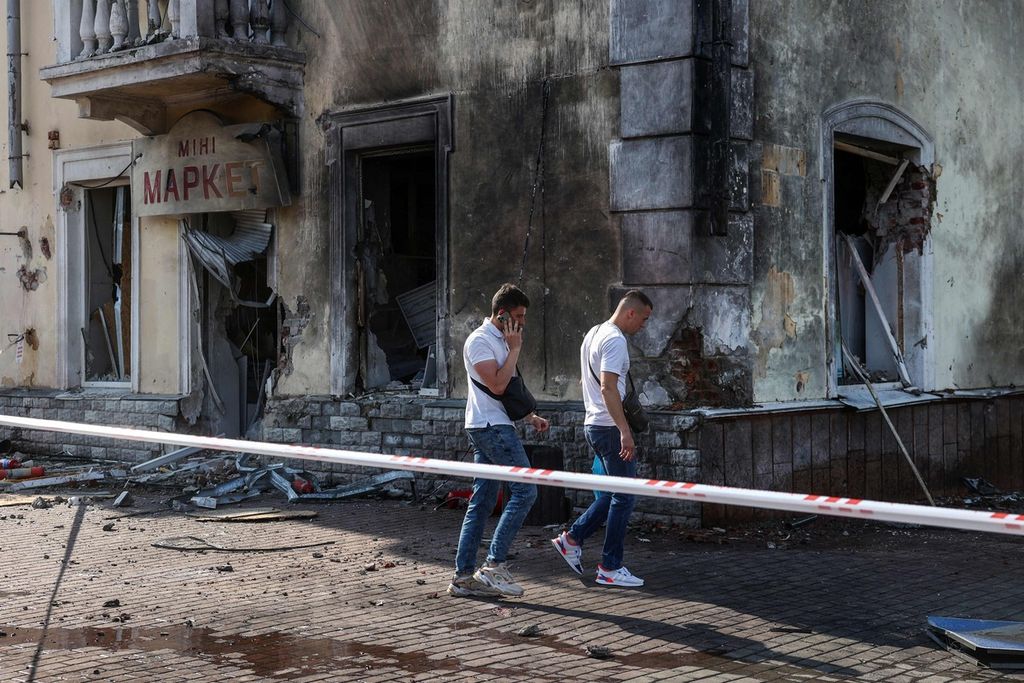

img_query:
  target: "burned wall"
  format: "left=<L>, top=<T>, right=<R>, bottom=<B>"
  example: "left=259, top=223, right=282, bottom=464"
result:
left=750, top=1, right=1024, bottom=400
left=275, top=0, right=618, bottom=400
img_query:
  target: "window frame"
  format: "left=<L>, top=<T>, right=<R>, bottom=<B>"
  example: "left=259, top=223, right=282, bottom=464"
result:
left=820, top=99, right=935, bottom=397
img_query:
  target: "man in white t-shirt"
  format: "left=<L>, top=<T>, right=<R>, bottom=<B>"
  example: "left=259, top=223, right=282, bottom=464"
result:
left=447, top=283, right=550, bottom=598
left=551, top=290, right=653, bottom=587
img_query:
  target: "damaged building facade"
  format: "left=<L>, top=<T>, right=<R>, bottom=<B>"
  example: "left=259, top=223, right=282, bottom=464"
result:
left=0, top=1, right=1021, bottom=526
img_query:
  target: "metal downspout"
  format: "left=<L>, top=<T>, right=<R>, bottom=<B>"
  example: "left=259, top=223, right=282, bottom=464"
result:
left=7, top=0, right=22, bottom=189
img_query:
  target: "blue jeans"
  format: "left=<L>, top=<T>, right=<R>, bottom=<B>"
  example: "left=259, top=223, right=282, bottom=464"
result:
left=454, top=424, right=537, bottom=576
left=568, top=425, right=636, bottom=571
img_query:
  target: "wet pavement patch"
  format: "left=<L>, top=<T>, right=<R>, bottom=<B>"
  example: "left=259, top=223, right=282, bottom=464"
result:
left=0, top=625, right=458, bottom=678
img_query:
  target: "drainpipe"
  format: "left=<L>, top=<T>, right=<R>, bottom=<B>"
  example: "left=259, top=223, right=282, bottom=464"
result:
left=7, top=0, right=23, bottom=189
left=708, top=0, right=732, bottom=236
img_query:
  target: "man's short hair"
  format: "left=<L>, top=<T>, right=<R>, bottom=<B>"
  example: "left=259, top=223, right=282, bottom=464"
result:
left=492, top=283, right=531, bottom=314
left=620, top=289, right=654, bottom=310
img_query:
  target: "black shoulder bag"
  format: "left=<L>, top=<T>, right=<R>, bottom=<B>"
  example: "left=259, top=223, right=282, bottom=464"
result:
left=588, top=362, right=649, bottom=434
left=471, top=365, right=537, bottom=421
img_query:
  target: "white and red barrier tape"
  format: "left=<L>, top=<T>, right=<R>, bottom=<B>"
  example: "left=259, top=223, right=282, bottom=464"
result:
left=1, top=414, right=1022, bottom=536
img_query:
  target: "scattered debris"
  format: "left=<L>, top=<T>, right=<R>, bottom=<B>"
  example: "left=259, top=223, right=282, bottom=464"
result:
left=586, top=645, right=612, bottom=659
left=102, top=523, right=116, bottom=532
left=102, top=599, right=120, bottom=608
left=516, top=624, right=541, bottom=637
left=112, top=491, right=133, bottom=508
left=152, top=536, right=335, bottom=553
left=215, top=564, right=234, bottom=573
left=963, top=478, right=1001, bottom=496
left=785, top=515, right=818, bottom=530
left=30, top=497, right=52, bottom=509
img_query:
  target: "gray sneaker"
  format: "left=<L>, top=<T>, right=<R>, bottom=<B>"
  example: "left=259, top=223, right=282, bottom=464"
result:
left=447, top=573, right=502, bottom=597
left=475, top=563, right=525, bottom=597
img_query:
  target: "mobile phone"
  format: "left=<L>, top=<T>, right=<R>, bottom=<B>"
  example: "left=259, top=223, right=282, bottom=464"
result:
left=497, top=312, right=511, bottom=326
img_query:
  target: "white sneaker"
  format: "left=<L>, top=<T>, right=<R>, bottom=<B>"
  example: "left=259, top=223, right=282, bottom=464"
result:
left=447, top=573, right=502, bottom=597
left=550, top=532, right=584, bottom=575
left=595, top=564, right=644, bottom=587
left=475, top=563, right=525, bottom=597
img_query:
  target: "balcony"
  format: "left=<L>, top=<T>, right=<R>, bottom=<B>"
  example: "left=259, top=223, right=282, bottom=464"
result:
left=41, top=1, right=305, bottom=134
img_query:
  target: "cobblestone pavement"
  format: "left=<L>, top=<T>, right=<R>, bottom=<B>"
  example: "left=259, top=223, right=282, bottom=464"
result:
left=0, top=492, right=1022, bottom=682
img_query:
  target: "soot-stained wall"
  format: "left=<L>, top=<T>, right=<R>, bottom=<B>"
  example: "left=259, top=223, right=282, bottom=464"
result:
left=275, top=1, right=618, bottom=401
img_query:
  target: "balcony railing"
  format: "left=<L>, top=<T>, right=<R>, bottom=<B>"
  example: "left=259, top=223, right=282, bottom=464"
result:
left=43, top=1, right=305, bottom=134
left=69, top=0, right=290, bottom=61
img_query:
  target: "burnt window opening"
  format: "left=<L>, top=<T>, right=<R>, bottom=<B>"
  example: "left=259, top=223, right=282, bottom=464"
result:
left=833, top=135, right=932, bottom=386
left=83, top=185, right=132, bottom=384
left=357, top=149, right=437, bottom=391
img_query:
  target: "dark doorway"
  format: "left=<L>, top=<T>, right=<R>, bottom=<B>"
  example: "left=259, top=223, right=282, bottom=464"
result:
left=357, top=149, right=437, bottom=390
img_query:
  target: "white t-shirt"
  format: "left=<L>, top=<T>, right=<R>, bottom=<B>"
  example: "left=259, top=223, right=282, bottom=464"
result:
left=464, top=318, right=514, bottom=428
left=580, top=322, right=629, bottom=427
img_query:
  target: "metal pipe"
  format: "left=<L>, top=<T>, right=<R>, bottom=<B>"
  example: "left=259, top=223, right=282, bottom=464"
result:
left=7, top=0, right=23, bottom=189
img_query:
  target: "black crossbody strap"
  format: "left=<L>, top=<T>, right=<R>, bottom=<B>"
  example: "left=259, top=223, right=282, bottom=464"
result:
left=471, top=364, right=523, bottom=399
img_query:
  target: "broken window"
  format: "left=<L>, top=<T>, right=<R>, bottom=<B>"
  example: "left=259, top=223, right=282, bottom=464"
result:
left=357, top=149, right=437, bottom=392
left=832, top=135, right=932, bottom=387
left=82, top=185, right=132, bottom=385
left=183, top=210, right=276, bottom=437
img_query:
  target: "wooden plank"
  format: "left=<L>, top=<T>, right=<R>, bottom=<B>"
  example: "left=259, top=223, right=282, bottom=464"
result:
left=928, top=404, right=944, bottom=490
left=877, top=158, right=910, bottom=205
left=190, top=508, right=318, bottom=522
left=834, top=140, right=901, bottom=165
left=810, top=413, right=830, bottom=494
left=829, top=412, right=848, bottom=496
left=792, top=415, right=812, bottom=472
left=0, top=495, right=40, bottom=507
left=699, top=423, right=727, bottom=526
left=771, top=414, right=793, bottom=465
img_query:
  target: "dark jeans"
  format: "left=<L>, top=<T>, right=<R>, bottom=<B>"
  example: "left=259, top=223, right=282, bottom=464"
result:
left=568, top=425, right=636, bottom=571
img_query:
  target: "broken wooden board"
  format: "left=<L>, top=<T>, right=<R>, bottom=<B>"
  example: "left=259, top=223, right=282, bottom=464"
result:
left=0, top=495, right=42, bottom=507
left=188, top=507, right=318, bottom=523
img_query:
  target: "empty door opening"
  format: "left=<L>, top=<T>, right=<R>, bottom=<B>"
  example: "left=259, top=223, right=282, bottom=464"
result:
left=357, top=149, right=437, bottom=391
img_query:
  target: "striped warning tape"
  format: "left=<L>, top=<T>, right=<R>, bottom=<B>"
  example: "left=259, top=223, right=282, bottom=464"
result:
left=1, top=414, right=1022, bottom=536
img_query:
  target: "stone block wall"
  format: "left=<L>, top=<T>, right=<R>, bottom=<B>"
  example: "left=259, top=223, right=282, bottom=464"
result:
left=0, top=390, right=183, bottom=463
left=608, top=0, right=757, bottom=409
left=261, top=396, right=703, bottom=527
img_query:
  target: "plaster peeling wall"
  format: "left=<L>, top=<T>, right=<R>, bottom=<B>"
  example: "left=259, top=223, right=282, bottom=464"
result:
left=751, top=0, right=1024, bottom=401
left=277, top=1, right=616, bottom=399
left=0, top=2, right=139, bottom=389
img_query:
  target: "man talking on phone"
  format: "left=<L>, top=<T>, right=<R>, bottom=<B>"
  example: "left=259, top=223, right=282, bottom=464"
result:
left=448, top=283, right=550, bottom=598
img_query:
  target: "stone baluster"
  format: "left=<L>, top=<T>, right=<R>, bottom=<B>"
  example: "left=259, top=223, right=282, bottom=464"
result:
left=168, top=0, right=180, bottom=38
left=229, top=0, right=248, bottom=40
left=95, top=0, right=113, bottom=53
left=250, top=0, right=270, bottom=44
left=110, top=0, right=129, bottom=49
left=79, top=0, right=97, bottom=57
left=147, top=0, right=162, bottom=37
left=270, top=0, right=287, bottom=46
left=215, top=0, right=230, bottom=38
left=126, top=0, right=142, bottom=44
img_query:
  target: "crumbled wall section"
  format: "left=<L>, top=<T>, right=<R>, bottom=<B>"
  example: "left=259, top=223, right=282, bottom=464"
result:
left=872, top=165, right=936, bottom=256
left=261, top=396, right=703, bottom=526
left=279, top=295, right=310, bottom=376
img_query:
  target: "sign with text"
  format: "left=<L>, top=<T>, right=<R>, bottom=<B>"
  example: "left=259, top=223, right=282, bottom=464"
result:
left=132, top=111, right=290, bottom=217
